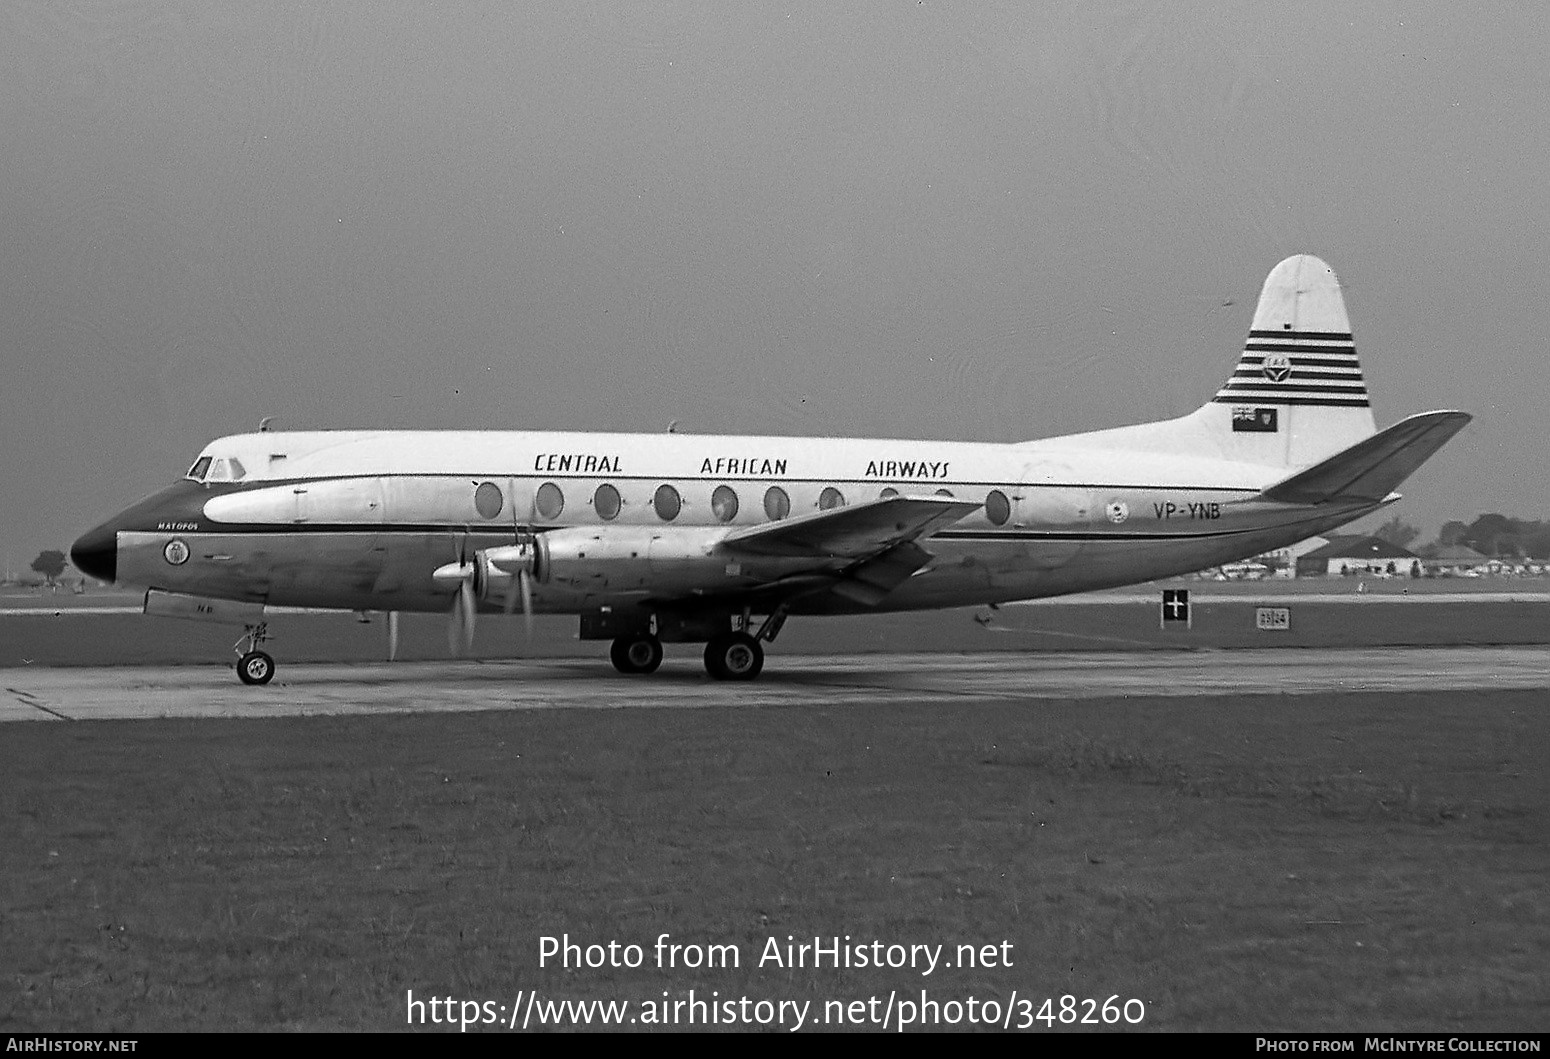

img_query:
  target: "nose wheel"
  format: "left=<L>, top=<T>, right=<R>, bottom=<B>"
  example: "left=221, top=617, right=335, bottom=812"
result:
left=237, top=650, right=275, bottom=685
left=234, top=623, right=276, bottom=685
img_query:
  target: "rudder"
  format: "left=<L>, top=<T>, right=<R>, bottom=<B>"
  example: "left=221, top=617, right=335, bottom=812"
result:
left=1208, top=254, right=1376, bottom=466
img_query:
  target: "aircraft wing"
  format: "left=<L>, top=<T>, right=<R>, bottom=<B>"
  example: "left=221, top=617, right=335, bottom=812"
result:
left=720, top=495, right=982, bottom=605
left=722, top=495, right=981, bottom=558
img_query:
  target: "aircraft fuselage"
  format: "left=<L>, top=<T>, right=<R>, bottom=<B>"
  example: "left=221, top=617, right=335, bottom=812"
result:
left=81, top=428, right=1375, bottom=617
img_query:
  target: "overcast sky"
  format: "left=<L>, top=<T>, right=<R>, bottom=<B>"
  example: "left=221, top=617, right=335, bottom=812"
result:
left=3, top=1, right=1546, bottom=564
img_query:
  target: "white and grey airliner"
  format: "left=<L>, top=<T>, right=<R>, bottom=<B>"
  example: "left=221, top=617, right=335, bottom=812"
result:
left=71, top=255, right=1469, bottom=683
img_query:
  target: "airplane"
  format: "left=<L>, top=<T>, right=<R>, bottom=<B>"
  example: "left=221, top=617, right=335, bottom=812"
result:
left=70, top=255, right=1470, bottom=685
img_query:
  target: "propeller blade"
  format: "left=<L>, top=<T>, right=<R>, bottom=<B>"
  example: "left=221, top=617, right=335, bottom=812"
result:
left=519, top=568, right=534, bottom=640
left=449, top=577, right=477, bottom=657
left=387, top=611, right=399, bottom=662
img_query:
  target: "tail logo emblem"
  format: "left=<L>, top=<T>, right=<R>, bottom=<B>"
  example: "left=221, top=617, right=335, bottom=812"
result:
left=1262, top=353, right=1292, bottom=382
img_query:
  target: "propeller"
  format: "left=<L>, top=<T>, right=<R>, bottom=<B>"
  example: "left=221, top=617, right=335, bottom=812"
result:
left=431, top=534, right=479, bottom=658
left=431, top=534, right=541, bottom=658
left=489, top=537, right=538, bottom=641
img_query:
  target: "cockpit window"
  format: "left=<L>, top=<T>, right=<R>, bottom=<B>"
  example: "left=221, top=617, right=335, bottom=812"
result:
left=206, top=459, right=232, bottom=482
left=186, top=456, right=212, bottom=481
left=226, top=458, right=246, bottom=481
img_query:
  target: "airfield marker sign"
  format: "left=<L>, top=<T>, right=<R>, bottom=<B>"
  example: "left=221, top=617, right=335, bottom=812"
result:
left=1161, top=589, right=1191, bottom=629
left=1256, top=607, right=1291, bottom=631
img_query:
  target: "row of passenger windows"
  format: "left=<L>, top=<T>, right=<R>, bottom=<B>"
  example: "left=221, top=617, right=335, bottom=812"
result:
left=473, top=481, right=1015, bottom=526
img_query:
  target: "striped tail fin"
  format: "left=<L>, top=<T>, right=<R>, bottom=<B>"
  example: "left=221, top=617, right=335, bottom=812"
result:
left=1210, top=254, right=1376, bottom=465
left=1042, top=254, right=1379, bottom=470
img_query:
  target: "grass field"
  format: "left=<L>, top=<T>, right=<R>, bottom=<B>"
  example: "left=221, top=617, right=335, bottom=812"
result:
left=2, top=688, right=1545, bottom=1031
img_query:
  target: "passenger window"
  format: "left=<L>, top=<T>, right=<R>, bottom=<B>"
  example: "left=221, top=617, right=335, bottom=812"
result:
left=653, top=484, right=681, bottom=521
left=594, top=483, right=621, bottom=521
left=934, top=488, right=954, bottom=498
left=985, top=489, right=1011, bottom=526
left=474, top=481, right=504, bottom=519
left=819, top=487, right=846, bottom=510
left=536, top=482, right=564, bottom=520
left=763, top=486, right=790, bottom=521
left=879, top=487, right=899, bottom=499
left=712, top=485, right=739, bottom=523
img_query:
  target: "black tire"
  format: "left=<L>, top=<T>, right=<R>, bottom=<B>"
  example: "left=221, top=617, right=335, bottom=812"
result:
left=610, top=635, right=663, bottom=675
left=237, top=650, right=275, bottom=686
left=703, top=632, right=763, bottom=681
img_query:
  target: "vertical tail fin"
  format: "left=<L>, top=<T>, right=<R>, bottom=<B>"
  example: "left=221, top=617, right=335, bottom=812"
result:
left=1044, top=254, right=1378, bottom=470
left=1208, top=254, right=1376, bottom=465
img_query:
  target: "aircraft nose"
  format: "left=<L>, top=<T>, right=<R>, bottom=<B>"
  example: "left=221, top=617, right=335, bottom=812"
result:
left=71, top=523, right=117, bottom=584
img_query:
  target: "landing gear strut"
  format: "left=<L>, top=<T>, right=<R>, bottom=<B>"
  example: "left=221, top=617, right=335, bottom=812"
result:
left=234, top=622, right=275, bottom=686
left=610, top=634, right=664, bottom=675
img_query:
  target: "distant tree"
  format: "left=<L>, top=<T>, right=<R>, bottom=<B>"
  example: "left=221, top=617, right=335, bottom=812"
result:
left=1373, top=517, right=1420, bottom=550
left=1523, top=526, right=1550, bottom=559
left=30, top=549, right=67, bottom=586
left=1437, top=521, right=1470, bottom=547
left=1465, top=513, right=1520, bottom=558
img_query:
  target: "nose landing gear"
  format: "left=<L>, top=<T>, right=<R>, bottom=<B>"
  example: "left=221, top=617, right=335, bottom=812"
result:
left=234, top=622, right=275, bottom=685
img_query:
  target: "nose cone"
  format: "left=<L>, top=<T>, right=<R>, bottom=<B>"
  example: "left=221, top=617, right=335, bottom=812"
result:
left=71, top=523, right=117, bottom=584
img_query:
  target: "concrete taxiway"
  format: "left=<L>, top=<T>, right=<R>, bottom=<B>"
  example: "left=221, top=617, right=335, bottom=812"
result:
left=3, top=647, right=1545, bottom=722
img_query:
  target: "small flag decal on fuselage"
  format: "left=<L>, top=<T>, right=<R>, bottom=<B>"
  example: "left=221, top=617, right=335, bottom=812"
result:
left=1231, top=406, right=1278, bottom=432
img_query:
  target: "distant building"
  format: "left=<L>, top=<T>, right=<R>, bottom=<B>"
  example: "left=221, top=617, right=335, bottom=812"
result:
left=1295, top=535, right=1421, bottom=578
left=1256, top=536, right=1331, bottom=578
left=1422, top=543, right=1490, bottom=577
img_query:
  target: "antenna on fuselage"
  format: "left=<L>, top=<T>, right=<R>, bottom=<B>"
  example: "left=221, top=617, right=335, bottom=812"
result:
left=258, top=416, right=276, bottom=433
left=666, top=420, right=679, bottom=434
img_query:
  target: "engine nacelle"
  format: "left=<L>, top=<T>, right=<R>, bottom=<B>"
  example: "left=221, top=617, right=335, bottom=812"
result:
left=531, top=526, right=797, bottom=595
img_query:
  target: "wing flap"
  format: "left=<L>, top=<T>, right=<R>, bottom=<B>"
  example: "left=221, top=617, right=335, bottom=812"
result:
left=829, top=541, right=932, bottom=606
left=1259, top=410, right=1471, bottom=505
left=721, top=495, right=981, bottom=558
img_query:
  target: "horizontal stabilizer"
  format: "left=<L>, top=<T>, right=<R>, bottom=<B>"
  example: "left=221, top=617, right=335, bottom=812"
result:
left=722, top=495, right=980, bottom=558
left=1259, top=410, right=1471, bottom=505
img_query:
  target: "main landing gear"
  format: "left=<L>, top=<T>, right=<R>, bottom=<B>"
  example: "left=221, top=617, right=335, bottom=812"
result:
left=234, top=622, right=275, bottom=686
left=703, top=632, right=763, bottom=681
left=607, top=608, right=785, bottom=681
left=609, top=631, right=763, bottom=680
left=609, top=634, right=664, bottom=675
